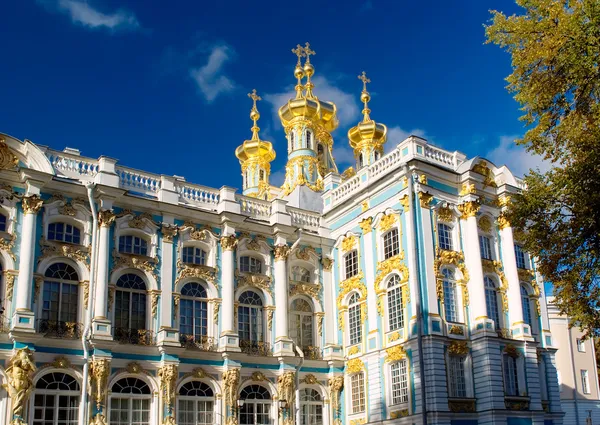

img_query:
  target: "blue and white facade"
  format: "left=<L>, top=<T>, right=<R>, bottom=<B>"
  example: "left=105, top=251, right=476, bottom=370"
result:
left=0, top=124, right=563, bottom=424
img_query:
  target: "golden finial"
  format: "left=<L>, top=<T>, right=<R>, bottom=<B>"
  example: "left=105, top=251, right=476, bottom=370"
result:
left=248, top=89, right=261, bottom=141
left=358, top=71, right=372, bottom=122
left=291, top=44, right=305, bottom=99
left=303, top=42, right=316, bottom=99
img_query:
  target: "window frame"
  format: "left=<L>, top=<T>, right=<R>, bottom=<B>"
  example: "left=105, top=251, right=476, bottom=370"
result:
left=520, top=285, right=533, bottom=328
left=40, top=262, right=80, bottom=326
left=239, top=384, right=273, bottom=425
left=382, top=228, right=400, bottom=260
left=514, top=244, right=528, bottom=269
left=118, top=234, right=149, bottom=256
left=239, top=255, right=263, bottom=274
left=350, top=372, right=366, bottom=414
left=113, top=273, right=148, bottom=332
left=581, top=369, right=591, bottom=394
left=108, top=377, right=152, bottom=425
left=343, top=250, right=359, bottom=280
left=347, top=292, right=363, bottom=347
left=479, top=234, right=493, bottom=261
left=437, top=223, right=454, bottom=251
left=179, top=282, right=210, bottom=340
left=447, top=355, right=468, bottom=398
left=389, top=359, right=409, bottom=406
left=237, top=290, right=264, bottom=343
left=441, top=268, right=461, bottom=324
left=299, top=388, right=323, bottom=425
left=47, top=221, right=82, bottom=245
left=31, top=372, right=81, bottom=425
left=386, top=274, right=405, bottom=332
left=289, top=298, right=314, bottom=349
left=177, top=380, right=215, bottom=425
left=181, top=246, right=207, bottom=266
left=484, top=276, right=501, bottom=329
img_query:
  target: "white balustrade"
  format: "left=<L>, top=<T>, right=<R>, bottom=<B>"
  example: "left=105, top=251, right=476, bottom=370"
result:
left=237, top=195, right=272, bottom=220
left=46, top=151, right=99, bottom=179
left=288, top=207, right=321, bottom=231
left=116, top=166, right=161, bottom=195
left=176, top=182, right=220, bottom=209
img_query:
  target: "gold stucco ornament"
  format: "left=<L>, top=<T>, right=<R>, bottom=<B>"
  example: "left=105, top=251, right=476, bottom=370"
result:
left=4, top=348, right=36, bottom=422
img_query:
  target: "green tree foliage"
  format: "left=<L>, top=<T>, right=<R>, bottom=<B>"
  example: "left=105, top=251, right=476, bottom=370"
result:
left=486, top=0, right=600, bottom=337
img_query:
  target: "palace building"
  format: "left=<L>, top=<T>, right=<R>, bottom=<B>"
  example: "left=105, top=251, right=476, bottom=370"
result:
left=0, top=43, right=563, bottom=425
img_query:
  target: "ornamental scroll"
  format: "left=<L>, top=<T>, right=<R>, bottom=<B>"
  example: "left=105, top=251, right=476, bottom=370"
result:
left=329, top=376, right=344, bottom=414
left=223, top=368, right=241, bottom=410
left=4, top=347, right=36, bottom=424
left=434, top=248, right=470, bottom=305
left=158, top=364, right=178, bottom=415
left=89, top=358, right=110, bottom=409
left=277, top=371, right=296, bottom=406
left=373, top=254, right=409, bottom=316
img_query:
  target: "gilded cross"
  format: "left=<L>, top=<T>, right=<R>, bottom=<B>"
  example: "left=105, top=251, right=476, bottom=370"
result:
left=291, top=44, right=305, bottom=65
left=303, top=42, right=316, bottom=63
left=358, top=71, right=371, bottom=91
left=248, top=89, right=261, bottom=108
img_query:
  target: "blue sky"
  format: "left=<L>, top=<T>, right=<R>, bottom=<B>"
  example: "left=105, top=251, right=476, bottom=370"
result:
left=1, top=1, right=547, bottom=189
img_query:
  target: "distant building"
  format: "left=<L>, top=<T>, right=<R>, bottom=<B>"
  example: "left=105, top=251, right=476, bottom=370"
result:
left=0, top=43, right=562, bottom=425
left=548, top=297, right=600, bottom=424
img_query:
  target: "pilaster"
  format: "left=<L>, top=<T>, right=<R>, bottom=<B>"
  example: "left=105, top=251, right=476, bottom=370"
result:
left=273, top=242, right=294, bottom=356
left=219, top=234, right=240, bottom=351
left=157, top=217, right=180, bottom=346
left=92, top=202, right=115, bottom=340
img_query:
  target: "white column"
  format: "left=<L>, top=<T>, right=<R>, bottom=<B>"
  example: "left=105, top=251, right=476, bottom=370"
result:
left=361, top=220, right=379, bottom=341
left=219, top=235, right=240, bottom=351
left=274, top=244, right=294, bottom=356
left=459, top=201, right=491, bottom=334
left=158, top=220, right=180, bottom=346
left=321, top=252, right=335, bottom=345
left=91, top=209, right=114, bottom=340
left=94, top=211, right=114, bottom=319
left=417, top=192, right=440, bottom=317
left=499, top=223, right=528, bottom=338
left=13, top=194, right=43, bottom=331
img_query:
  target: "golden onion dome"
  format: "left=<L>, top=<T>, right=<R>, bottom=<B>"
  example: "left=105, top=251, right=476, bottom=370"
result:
left=278, top=43, right=339, bottom=133
left=236, top=90, right=276, bottom=163
left=348, top=72, right=387, bottom=152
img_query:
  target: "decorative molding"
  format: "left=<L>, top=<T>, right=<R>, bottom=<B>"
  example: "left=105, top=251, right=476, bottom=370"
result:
left=449, top=325, right=464, bottom=335
left=448, top=341, right=469, bottom=356
left=0, top=233, right=16, bottom=261
left=399, top=195, right=409, bottom=212
left=160, top=224, right=178, bottom=243
left=39, top=240, right=90, bottom=267
left=22, top=194, right=44, bottom=215
left=220, top=235, right=238, bottom=251
left=289, top=281, right=321, bottom=299
left=346, top=358, right=364, bottom=374
left=434, top=248, right=469, bottom=305
left=295, top=246, right=317, bottom=261
left=448, top=399, right=476, bottom=413
left=478, top=216, right=492, bottom=233
left=223, top=369, right=241, bottom=408
left=175, top=260, right=217, bottom=284
left=274, top=244, right=291, bottom=261
left=315, top=312, right=324, bottom=336
left=321, top=257, right=333, bottom=271
left=359, top=217, right=372, bottom=234
left=158, top=364, right=178, bottom=412
left=418, top=192, right=433, bottom=208
left=303, top=374, right=318, bottom=385
left=0, top=138, right=18, bottom=170
left=437, top=206, right=454, bottom=222
left=385, top=345, right=406, bottom=363
left=111, top=249, right=159, bottom=281
left=504, top=344, right=520, bottom=358
left=5, top=270, right=18, bottom=301
left=459, top=182, right=476, bottom=196
left=98, top=210, right=116, bottom=227
left=328, top=376, right=344, bottom=414
left=390, top=409, right=409, bottom=419
left=378, top=213, right=396, bottom=233
left=237, top=272, right=272, bottom=296
left=341, top=235, right=356, bottom=253
left=89, top=358, right=110, bottom=409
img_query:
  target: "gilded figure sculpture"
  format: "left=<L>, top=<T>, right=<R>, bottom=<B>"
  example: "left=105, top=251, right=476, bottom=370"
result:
left=158, top=364, right=178, bottom=411
left=4, top=347, right=36, bottom=422
left=223, top=368, right=241, bottom=408
left=277, top=371, right=296, bottom=406
left=89, top=358, right=110, bottom=408
left=328, top=376, right=344, bottom=413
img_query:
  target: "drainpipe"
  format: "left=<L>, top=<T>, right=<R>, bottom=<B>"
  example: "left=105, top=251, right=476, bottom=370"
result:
left=568, top=324, right=581, bottom=425
left=294, top=344, right=305, bottom=425
left=290, top=229, right=304, bottom=252
left=80, top=182, right=99, bottom=425
left=405, top=164, right=428, bottom=425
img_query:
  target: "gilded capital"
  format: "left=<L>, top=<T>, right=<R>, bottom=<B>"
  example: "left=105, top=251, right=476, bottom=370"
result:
left=161, top=224, right=178, bottom=243
left=498, top=213, right=510, bottom=230
left=458, top=201, right=480, bottom=219
left=379, top=213, right=396, bottom=233
left=399, top=194, right=409, bottom=212
left=220, top=235, right=238, bottom=251
left=274, top=244, right=290, bottom=261
left=98, top=209, right=116, bottom=227
left=448, top=341, right=469, bottom=356
left=22, top=194, right=43, bottom=215
left=359, top=217, right=373, bottom=234
left=0, top=138, right=18, bottom=170
left=418, top=192, right=433, bottom=209
left=321, top=257, right=333, bottom=271
left=90, top=358, right=110, bottom=409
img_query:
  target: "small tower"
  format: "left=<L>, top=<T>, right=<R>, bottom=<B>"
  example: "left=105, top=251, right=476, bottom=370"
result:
left=348, top=71, right=388, bottom=169
left=278, top=43, right=339, bottom=209
left=235, top=89, right=276, bottom=199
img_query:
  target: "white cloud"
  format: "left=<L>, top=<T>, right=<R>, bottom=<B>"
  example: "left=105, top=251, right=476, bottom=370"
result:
left=270, top=170, right=286, bottom=187
left=55, top=0, right=140, bottom=31
left=190, top=45, right=236, bottom=103
left=486, top=135, right=551, bottom=178
left=385, top=126, right=427, bottom=152
left=264, top=75, right=360, bottom=129
left=332, top=145, right=356, bottom=169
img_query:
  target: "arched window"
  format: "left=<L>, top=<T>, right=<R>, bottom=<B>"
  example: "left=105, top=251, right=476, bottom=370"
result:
left=240, top=256, right=262, bottom=274
left=484, top=276, right=500, bottom=329
left=383, top=228, right=400, bottom=259
left=521, top=285, right=532, bottom=327
left=110, top=377, right=151, bottom=425
left=290, top=298, right=313, bottom=349
left=238, top=291, right=263, bottom=344
left=503, top=354, right=520, bottom=396
left=442, top=268, right=459, bottom=323
left=48, top=222, right=81, bottom=245
left=514, top=244, right=527, bottom=269
left=348, top=293, right=362, bottom=346
left=179, top=282, right=208, bottom=341
left=290, top=132, right=295, bottom=151
left=306, top=130, right=313, bottom=149
left=374, top=151, right=381, bottom=161
left=41, top=263, right=79, bottom=334
left=317, top=144, right=324, bottom=157
left=350, top=372, right=366, bottom=413
left=259, top=169, right=265, bottom=182
left=118, top=235, right=148, bottom=256
left=0, top=212, right=7, bottom=232
left=387, top=275, right=404, bottom=331
left=32, top=372, right=80, bottom=425
left=300, top=388, right=323, bottom=425
left=291, top=266, right=311, bottom=283
left=437, top=223, right=453, bottom=251
left=182, top=246, right=207, bottom=266
left=178, top=381, right=214, bottom=425
left=114, top=274, right=147, bottom=343
left=358, top=153, right=364, bottom=169
left=344, top=250, right=358, bottom=279
left=240, top=385, right=272, bottom=425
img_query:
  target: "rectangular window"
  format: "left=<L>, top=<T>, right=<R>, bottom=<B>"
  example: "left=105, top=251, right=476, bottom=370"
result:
left=0, top=214, right=6, bottom=232
left=182, top=246, right=206, bottom=265
left=514, top=245, right=527, bottom=269
left=391, top=360, right=409, bottom=405
left=383, top=229, right=400, bottom=259
left=437, top=223, right=453, bottom=251
left=349, top=304, right=362, bottom=346
left=479, top=235, right=492, bottom=260
left=344, top=250, right=359, bottom=279
left=351, top=373, right=366, bottom=414
left=582, top=370, right=591, bottom=394
left=240, top=256, right=262, bottom=274
left=577, top=338, right=586, bottom=352
left=503, top=355, right=520, bottom=396
left=448, top=355, right=467, bottom=398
